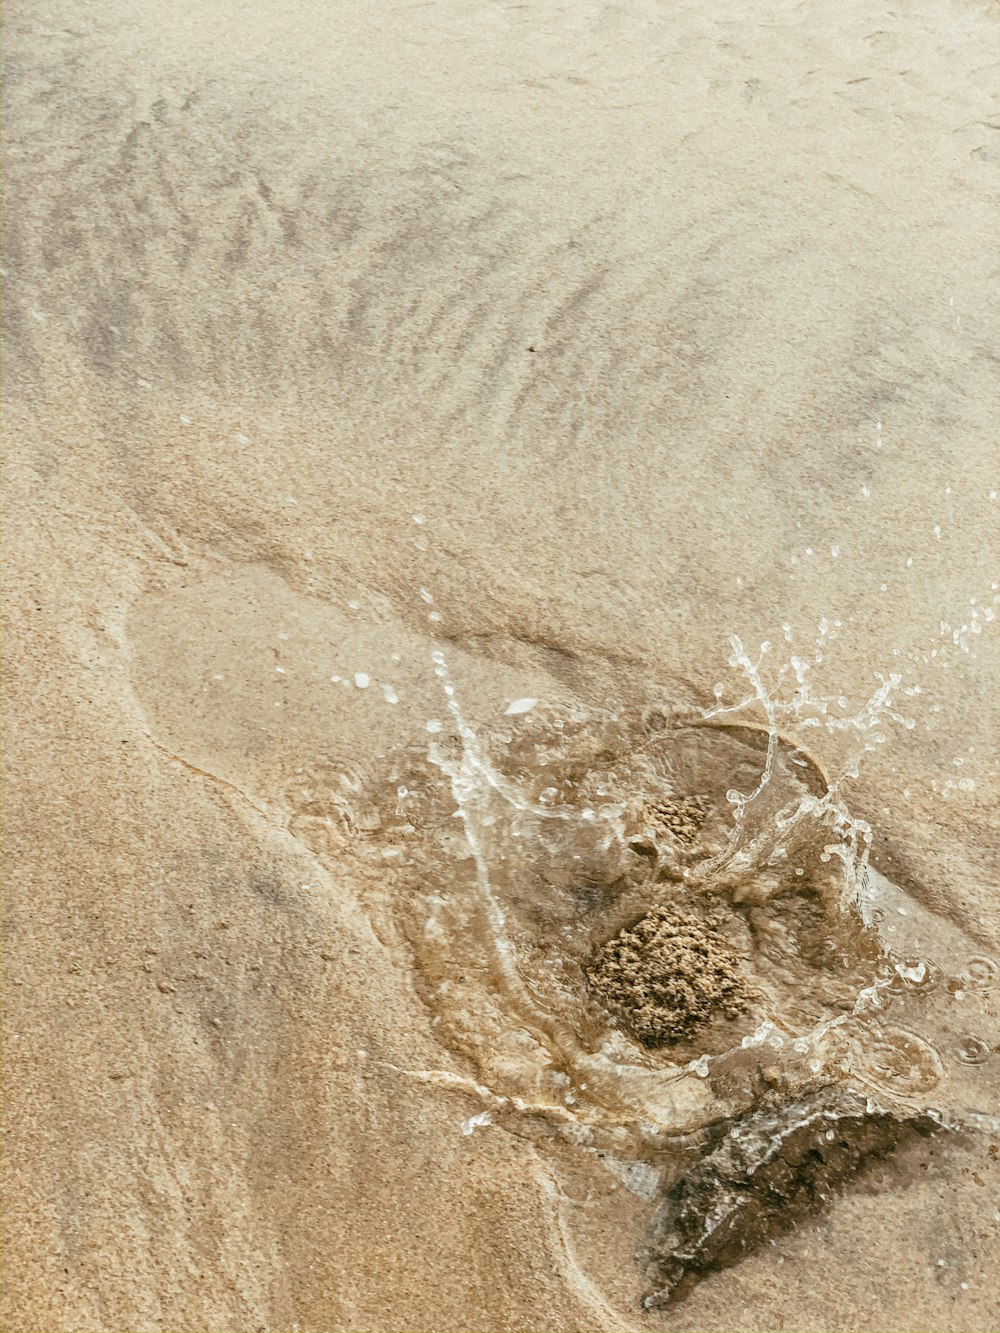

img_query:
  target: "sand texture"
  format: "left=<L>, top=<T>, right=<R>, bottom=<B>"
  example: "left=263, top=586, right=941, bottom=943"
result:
left=4, top=0, right=1000, bottom=1329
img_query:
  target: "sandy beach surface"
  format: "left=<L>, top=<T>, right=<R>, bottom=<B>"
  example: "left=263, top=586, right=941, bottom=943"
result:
left=4, top=1, right=999, bottom=1329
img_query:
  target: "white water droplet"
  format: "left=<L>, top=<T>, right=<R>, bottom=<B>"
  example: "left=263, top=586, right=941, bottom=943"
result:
left=505, top=698, right=537, bottom=716
left=461, top=1111, right=492, bottom=1136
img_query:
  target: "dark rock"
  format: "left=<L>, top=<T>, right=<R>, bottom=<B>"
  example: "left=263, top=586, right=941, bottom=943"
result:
left=638, top=1085, right=940, bottom=1308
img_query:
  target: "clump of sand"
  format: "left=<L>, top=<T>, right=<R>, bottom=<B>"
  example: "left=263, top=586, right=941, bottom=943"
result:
left=586, top=901, right=750, bottom=1046
left=642, top=794, right=710, bottom=845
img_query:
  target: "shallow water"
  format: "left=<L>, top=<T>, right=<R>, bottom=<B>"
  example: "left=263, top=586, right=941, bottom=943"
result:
left=315, top=659, right=999, bottom=1124
left=198, top=608, right=994, bottom=1287
left=120, top=554, right=999, bottom=1307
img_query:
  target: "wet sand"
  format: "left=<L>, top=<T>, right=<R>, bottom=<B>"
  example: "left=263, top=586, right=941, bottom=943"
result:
left=4, top=0, right=999, bottom=1328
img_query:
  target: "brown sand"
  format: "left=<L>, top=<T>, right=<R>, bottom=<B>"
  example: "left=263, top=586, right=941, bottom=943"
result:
left=587, top=903, right=750, bottom=1047
left=4, top=0, right=999, bottom=1329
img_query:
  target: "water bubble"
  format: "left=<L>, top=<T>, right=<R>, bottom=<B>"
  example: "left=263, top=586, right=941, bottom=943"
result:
left=959, top=956, right=999, bottom=991
left=956, top=1036, right=991, bottom=1067
left=850, top=1025, right=943, bottom=1099
left=893, top=959, right=942, bottom=993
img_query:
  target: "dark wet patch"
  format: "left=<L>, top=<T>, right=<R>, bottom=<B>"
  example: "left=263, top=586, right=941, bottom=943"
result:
left=638, top=1086, right=941, bottom=1308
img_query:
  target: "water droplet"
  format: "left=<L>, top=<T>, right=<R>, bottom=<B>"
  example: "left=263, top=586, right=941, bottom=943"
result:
left=505, top=698, right=537, bottom=716
left=896, top=960, right=926, bottom=985
left=849, top=1025, right=943, bottom=1097
left=959, top=956, right=998, bottom=991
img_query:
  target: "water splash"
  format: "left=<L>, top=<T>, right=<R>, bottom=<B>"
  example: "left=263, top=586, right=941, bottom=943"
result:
left=322, top=626, right=997, bottom=1150
left=283, top=610, right=999, bottom=1300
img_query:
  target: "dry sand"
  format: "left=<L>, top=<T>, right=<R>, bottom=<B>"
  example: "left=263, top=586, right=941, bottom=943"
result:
left=4, top=0, right=1000, bottom=1328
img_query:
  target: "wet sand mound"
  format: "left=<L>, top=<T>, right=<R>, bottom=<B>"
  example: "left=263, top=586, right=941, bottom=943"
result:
left=586, top=902, right=752, bottom=1047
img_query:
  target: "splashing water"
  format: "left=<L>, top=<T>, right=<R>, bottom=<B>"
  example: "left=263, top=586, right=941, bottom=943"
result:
left=286, top=616, right=997, bottom=1153
left=281, top=607, right=998, bottom=1299
left=417, top=640, right=996, bottom=1140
